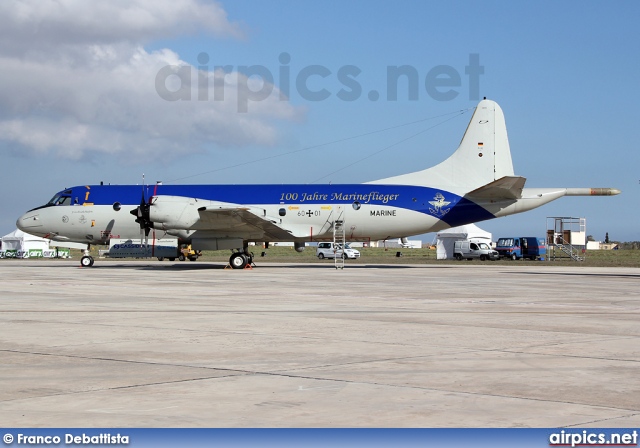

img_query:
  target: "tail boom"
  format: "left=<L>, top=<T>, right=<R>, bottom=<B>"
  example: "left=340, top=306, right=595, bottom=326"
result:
left=488, top=187, right=620, bottom=218
left=565, top=188, right=621, bottom=196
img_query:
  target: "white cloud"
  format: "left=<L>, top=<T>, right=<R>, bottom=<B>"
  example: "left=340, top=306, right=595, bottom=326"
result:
left=0, top=0, right=244, bottom=52
left=0, top=0, right=302, bottom=162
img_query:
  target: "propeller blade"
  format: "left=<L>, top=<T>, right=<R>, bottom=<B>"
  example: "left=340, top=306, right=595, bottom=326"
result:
left=131, top=189, right=154, bottom=249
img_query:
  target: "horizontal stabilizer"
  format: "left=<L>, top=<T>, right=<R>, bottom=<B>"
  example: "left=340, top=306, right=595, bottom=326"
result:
left=465, top=176, right=526, bottom=200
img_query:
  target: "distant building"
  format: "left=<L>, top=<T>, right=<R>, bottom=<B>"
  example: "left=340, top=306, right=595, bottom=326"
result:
left=586, top=241, right=618, bottom=250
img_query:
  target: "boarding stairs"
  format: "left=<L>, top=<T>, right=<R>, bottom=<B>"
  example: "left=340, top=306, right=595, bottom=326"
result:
left=333, top=219, right=345, bottom=270
left=555, top=237, right=585, bottom=262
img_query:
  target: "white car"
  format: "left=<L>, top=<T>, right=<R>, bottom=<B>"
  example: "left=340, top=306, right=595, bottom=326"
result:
left=453, top=240, right=499, bottom=261
left=316, top=242, right=361, bottom=259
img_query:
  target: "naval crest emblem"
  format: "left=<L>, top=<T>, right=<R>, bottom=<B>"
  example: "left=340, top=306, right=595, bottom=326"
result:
left=428, top=193, right=451, bottom=217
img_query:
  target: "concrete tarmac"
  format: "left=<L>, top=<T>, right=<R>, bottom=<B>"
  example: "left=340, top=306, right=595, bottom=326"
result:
left=1, top=259, right=639, bottom=427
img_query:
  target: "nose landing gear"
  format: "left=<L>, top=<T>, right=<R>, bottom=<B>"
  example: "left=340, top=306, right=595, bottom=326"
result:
left=80, top=246, right=94, bottom=267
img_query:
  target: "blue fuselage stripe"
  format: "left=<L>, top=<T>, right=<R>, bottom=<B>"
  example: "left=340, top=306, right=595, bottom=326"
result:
left=57, top=184, right=496, bottom=227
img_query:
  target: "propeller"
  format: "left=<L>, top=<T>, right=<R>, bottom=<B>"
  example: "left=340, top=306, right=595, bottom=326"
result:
left=130, top=191, right=153, bottom=247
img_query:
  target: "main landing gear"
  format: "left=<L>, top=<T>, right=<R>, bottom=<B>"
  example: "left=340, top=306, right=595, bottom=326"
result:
left=228, top=248, right=254, bottom=269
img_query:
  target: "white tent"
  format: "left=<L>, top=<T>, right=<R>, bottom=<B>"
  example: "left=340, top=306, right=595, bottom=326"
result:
left=1, top=229, right=52, bottom=258
left=436, top=224, right=492, bottom=260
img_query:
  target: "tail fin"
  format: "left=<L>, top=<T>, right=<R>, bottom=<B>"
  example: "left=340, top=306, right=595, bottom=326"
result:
left=368, top=99, right=516, bottom=194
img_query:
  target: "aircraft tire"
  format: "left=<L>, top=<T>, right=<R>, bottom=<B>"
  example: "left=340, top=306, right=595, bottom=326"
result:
left=80, top=256, right=94, bottom=267
left=230, top=253, right=248, bottom=269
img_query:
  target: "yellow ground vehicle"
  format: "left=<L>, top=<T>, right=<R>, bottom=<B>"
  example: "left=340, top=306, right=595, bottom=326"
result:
left=178, top=244, right=201, bottom=261
left=158, top=244, right=202, bottom=262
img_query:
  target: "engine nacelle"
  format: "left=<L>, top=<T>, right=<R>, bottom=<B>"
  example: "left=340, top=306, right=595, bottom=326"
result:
left=294, top=242, right=305, bottom=252
left=148, top=196, right=201, bottom=230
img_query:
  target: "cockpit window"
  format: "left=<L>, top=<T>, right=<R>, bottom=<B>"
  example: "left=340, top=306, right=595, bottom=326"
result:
left=47, top=194, right=72, bottom=206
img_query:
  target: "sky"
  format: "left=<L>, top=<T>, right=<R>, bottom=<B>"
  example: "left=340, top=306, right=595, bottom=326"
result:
left=1, top=0, right=638, bottom=242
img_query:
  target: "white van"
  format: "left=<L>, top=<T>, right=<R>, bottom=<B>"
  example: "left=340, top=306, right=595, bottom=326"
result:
left=316, top=242, right=361, bottom=259
left=453, top=240, right=499, bottom=261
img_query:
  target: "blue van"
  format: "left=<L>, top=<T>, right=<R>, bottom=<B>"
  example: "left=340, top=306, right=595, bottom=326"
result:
left=496, top=237, right=546, bottom=260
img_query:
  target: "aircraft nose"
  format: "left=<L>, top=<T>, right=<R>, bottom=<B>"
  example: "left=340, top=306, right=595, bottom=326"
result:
left=16, top=211, right=43, bottom=232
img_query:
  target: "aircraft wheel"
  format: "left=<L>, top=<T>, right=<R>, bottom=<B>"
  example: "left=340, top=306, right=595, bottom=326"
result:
left=179, top=254, right=186, bottom=261
left=511, top=254, right=518, bottom=261
left=230, top=253, right=248, bottom=269
left=80, top=256, right=94, bottom=267
left=318, top=253, right=325, bottom=259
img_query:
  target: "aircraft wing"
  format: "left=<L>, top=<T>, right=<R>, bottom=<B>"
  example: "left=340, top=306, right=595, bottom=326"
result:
left=148, top=196, right=294, bottom=240
left=465, top=176, right=526, bottom=200
left=196, top=206, right=294, bottom=240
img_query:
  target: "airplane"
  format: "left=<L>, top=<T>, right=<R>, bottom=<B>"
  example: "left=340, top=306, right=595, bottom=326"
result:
left=16, top=99, right=620, bottom=268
